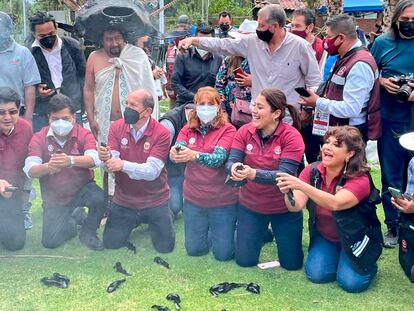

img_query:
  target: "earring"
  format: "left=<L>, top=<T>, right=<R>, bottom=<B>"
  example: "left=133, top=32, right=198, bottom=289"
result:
left=343, top=158, right=349, bottom=175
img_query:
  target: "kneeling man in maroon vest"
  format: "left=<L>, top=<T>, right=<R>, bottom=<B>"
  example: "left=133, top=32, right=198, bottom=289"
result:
left=24, top=94, right=106, bottom=250
left=98, top=89, right=175, bottom=253
left=299, top=14, right=380, bottom=144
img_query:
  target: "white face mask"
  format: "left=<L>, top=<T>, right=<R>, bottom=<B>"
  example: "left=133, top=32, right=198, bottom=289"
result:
left=196, top=105, right=217, bottom=124
left=51, top=119, right=74, bottom=136
left=196, top=47, right=209, bottom=58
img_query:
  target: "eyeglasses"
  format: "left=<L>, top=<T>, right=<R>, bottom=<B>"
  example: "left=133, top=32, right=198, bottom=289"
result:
left=0, top=109, right=19, bottom=116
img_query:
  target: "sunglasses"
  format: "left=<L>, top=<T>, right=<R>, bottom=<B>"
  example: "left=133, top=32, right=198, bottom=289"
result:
left=0, top=109, right=19, bottom=116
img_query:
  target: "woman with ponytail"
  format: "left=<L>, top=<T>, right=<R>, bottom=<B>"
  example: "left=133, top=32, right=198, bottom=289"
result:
left=225, top=87, right=305, bottom=269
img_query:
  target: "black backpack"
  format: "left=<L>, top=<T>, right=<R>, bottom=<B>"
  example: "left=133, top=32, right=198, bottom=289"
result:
left=307, top=162, right=383, bottom=275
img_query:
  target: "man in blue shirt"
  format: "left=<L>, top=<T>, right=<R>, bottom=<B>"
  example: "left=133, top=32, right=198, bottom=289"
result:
left=0, top=11, right=40, bottom=123
left=370, top=0, right=414, bottom=247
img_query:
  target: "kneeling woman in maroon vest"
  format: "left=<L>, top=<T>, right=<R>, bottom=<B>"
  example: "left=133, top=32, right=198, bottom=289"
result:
left=170, top=87, right=238, bottom=261
left=277, top=126, right=381, bottom=293
left=225, top=88, right=305, bottom=269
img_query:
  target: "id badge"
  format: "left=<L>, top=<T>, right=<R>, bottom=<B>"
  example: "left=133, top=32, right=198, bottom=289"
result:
left=312, top=108, right=330, bottom=137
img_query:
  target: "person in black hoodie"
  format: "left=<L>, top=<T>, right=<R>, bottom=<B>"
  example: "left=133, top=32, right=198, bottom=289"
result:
left=159, top=103, right=195, bottom=217
left=29, top=11, right=85, bottom=133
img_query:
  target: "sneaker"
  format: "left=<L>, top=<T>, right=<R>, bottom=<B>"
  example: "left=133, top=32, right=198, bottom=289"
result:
left=79, top=230, right=104, bottom=251
left=24, top=214, right=33, bottom=230
left=384, top=229, right=398, bottom=248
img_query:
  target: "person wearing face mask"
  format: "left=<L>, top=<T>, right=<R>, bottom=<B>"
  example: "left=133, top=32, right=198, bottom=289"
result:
left=24, top=94, right=106, bottom=251
left=291, top=8, right=326, bottom=66
left=299, top=15, right=381, bottom=145
left=0, top=11, right=40, bottom=124
left=165, top=24, right=190, bottom=109
left=171, top=22, right=223, bottom=107
left=98, top=89, right=175, bottom=253
left=217, top=11, right=236, bottom=38
left=29, top=11, right=86, bottom=133
left=370, top=0, right=414, bottom=248
left=225, top=88, right=304, bottom=269
left=0, top=87, right=33, bottom=251
left=159, top=103, right=195, bottom=218
left=178, top=5, right=321, bottom=111
left=169, top=87, right=238, bottom=261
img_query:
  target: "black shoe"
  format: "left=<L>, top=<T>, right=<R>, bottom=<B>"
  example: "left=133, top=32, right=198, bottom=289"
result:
left=79, top=230, right=104, bottom=251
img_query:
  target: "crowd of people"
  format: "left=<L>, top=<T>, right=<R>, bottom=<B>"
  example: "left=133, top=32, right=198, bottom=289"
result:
left=1, top=0, right=414, bottom=294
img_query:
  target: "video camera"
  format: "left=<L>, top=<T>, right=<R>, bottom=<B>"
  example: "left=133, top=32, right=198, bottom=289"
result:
left=394, top=74, right=414, bottom=101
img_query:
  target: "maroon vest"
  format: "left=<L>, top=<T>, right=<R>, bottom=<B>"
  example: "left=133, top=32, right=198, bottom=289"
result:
left=323, top=47, right=381, bottom=140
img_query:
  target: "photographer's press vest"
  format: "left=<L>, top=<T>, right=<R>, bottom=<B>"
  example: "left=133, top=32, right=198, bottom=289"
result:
left=323, top=46, right=382, bottom=140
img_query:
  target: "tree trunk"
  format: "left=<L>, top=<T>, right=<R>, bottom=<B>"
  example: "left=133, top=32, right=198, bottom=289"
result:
left=383, top=0, right=400, bottom=30
left=327, top=0, right=343, bottom=16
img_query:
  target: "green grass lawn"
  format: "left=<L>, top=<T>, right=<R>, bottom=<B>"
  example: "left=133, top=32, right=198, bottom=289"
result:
left=0, top=169, right=413, bottom=310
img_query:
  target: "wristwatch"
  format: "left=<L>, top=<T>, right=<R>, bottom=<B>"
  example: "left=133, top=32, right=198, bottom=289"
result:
left=69, top=156, right=75, bottom=167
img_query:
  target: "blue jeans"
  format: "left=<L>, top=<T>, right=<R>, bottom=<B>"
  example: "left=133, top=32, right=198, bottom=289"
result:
left=378, top=118, right=412, bottom=231
left=183, top=200, right=236, bottom=261
left=33, top=113, right=83, bottom=133
left=235, top=205, right=304, bottom=270
left=305, top=233, right=377, bottom=293
left=167, top=174, right=183, bottom=217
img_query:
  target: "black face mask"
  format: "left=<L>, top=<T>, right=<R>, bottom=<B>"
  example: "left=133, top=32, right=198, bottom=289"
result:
left=219, top=24, right=230, bottom=32
left=399, top=21, right=414, bottom=39
left=39, top=35, right=57, bottom=49
left=124, top=107, right=141, bottom=124
left=256, top=29, right=274, bottom=43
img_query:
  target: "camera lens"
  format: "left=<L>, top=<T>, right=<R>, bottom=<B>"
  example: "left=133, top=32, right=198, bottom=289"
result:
left=396, top=84, right=412, bottom=101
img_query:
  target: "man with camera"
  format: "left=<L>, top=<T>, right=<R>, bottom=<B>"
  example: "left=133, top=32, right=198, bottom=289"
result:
left=299, top=15, right=380, bottom=147
left=370, top=0, right=414, bottom=247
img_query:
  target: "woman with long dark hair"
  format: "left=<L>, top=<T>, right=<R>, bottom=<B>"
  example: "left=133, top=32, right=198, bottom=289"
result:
left=225, top=87, right=305, bottom=269
left=277, top=126, right=382, bottom=293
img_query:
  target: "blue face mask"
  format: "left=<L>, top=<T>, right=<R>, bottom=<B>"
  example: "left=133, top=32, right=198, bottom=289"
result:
left=196, top=105, right=217, bottom=124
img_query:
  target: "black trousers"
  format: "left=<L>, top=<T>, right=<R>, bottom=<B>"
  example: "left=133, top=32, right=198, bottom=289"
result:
left=300, top=123, right=323, bottom=165
left=42, top=181, right=106, bottom=249
left=103, top=202, right=176, bottom=253
left=0, top=197, right=25, bottom=251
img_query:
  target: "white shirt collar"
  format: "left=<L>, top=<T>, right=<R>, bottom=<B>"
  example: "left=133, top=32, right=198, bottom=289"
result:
left=46, top=126, right=67, bottom=147
left=130, top=117, right=150, bottom=134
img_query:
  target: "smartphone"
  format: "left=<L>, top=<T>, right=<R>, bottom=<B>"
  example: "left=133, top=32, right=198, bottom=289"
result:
left=54, top=149, right=63, bottom=154
left=388, top=187, right=405, bottom=200
left=257, top=260, right=281, bottom=270
left=100, top=142, right=107, bottom=147
left=4, top=186, right=18, bottom=193
left=233, top=67, right=245, bottom=78
left=294, top=87, right=310, bottom=97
